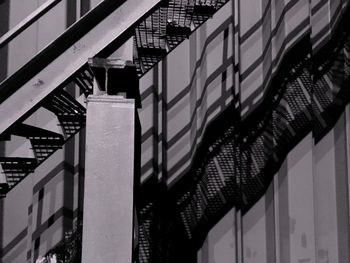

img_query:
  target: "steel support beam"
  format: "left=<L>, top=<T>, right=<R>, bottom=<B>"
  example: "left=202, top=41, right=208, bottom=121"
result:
left=0, top=0, right=160, bottom=135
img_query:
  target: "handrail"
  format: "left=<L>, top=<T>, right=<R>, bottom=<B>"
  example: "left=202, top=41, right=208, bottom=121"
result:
left=0, top=0, right=62, bottom=49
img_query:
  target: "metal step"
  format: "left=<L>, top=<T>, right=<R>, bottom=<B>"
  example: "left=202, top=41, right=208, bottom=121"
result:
left=134, top=0, right=229, bottom=75
left=0, top=89, right=86, bottom=197
left=0, top=157, right=37, bottom=193
left=43, top=89, right=86, bottom=138
left=74, top=66, right=94, bottom=97
left=12, top=124, right=64, bottom=163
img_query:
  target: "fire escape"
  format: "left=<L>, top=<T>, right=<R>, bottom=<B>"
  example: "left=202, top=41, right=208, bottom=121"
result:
left=0, top=0, right=228, bottom=195
left=0, top=0, right=350, bottom=262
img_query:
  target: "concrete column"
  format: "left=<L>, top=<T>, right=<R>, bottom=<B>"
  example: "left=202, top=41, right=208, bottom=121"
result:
left=82, top=95, right=136, bottom=263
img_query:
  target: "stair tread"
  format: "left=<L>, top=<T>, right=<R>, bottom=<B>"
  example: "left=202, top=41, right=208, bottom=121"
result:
left=12, top=123, right=64, bottom=140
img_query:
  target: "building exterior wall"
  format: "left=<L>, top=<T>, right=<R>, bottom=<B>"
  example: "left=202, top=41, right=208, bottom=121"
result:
left=0, top=0, right=235, bottom=261
left=0, top=131, right=85, bottom=263
left=0, top=0, right=349, bottom=262
left=199, top=107, right=350, bottom=263
left=138, top=2, right=235, bottom=186
left=0, top=1, right=88, bottom=262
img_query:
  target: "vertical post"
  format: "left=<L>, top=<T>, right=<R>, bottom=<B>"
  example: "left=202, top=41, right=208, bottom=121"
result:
left=82, top=95, right=136, bottom=263
left=82, top=57, right=140, bottom=263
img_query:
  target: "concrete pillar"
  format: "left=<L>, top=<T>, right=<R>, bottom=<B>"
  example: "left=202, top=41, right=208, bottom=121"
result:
left=82, top=95, right=136, bottom=263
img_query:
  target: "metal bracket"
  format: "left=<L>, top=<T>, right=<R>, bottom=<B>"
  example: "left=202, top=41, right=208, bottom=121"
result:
left=88, top=58, right=142, bottom=108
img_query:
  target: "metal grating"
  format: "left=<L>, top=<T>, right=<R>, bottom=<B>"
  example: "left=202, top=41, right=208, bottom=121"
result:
left=134, top=0, right=230, bottom=76
left=12, top=124, right=64, bottom=164
left=75, top=65, right=94, bottom=97
left=43, top=89, right=86, bottom=138
left=135, top=32, right=350, bottom=262
left=0, top=157, right=37, bottom=189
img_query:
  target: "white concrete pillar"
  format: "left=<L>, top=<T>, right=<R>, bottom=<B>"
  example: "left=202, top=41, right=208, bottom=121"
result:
left=82, top=95, right=136, bottom=263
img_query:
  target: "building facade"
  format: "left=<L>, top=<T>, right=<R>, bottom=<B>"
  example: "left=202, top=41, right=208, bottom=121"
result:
left=0, top=0, right=350, bottom=262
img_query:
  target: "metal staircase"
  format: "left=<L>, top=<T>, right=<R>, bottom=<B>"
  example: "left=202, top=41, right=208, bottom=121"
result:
left=0, top=0, right=230, bottom=194
left=0, top=0, right=347, bottom=262
left=0, top=88, right=86, bottom=195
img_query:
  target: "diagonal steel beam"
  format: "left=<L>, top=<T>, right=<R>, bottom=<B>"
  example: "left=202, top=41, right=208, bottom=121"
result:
left=0, top=0, right=161, bottom=136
